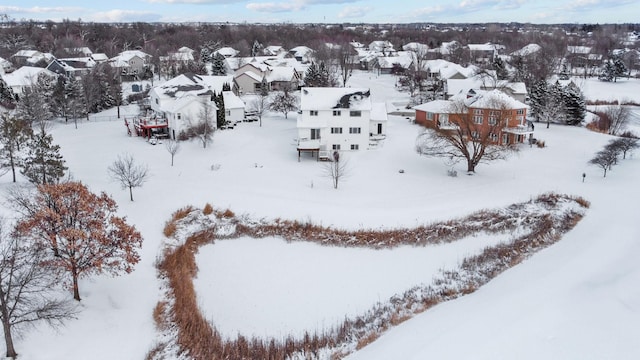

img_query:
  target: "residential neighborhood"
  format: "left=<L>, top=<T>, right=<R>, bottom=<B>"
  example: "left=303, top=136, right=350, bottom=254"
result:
left=0, top=15, right=639, bottom=360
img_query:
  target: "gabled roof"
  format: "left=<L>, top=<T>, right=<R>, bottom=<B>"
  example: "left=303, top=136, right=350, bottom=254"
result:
left=402, top=42, right=429, bottom=53
left=91, top=53, right=109, bottom=62
left=266, top=66, right=296, bottom=82
left=152, top=73, right=233, bottom=100
left=377, top=53, right=413, bottom=69
left=421, top=59, right=477, bottom=79
left=413, top=100, right=454, bottom=113
left=511, top=43, right=541, bottom=57
left=463, top=89, right=528, bottom=110
left=300, top=87, right=371, bottom=111
left=2, top=66, right=57, bottom=87
left=214, top=47, right=239, bottom=58
left=222, top=91, right=245, bottom=110
left=115, top=50, right=151, bottom=61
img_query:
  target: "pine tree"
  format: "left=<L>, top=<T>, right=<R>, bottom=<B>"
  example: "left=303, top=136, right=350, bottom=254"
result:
left=0, top=76, right=16, bottom=107
left=251, top=40, right=263, bottom=57
left=16, top=87, right=52, bottom=127
left=304, top=62, right=321, bottom=87
left=528, top=79, right=547, bottom=122
left=200, top=47, right=212, bottom=63
left=492, top=56, right=509, bottom=80
left=21, top=128, right=67, bottom=185
left=562, top=84, right=586, bottom=125
left=613, top=56, right=628, bottom=80
left=559, top=62, right=571, bottom=80
left=599, top=60, right=615, bottom=82
left=214, top=92, right=225, bottom=128
left=211, top=53, right=227, bottom=75
left=66, top=77, right=87, bottom=127
left=318, top=61, right=332, bottom=87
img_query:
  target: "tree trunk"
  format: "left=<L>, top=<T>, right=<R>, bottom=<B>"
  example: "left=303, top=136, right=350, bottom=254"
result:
left=0, top=292, right=18, bottom=358
left=72, top=266, right=81, bottom=301
left=467, top=160, right=476, bottom=173
left=129, top=186, right=134, bottom=202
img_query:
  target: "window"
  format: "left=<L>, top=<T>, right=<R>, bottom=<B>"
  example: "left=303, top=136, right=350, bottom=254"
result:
left=310, top=110, right=318, bottom=116
left=427, top=112, right=434, bottom=120
left=333, top=110, right=341, bottom=116
left=502, top=133, right=509, bottom=145
left=331, top=127, right=343, bottom=134
left=490, top=133, right=498, bottom=142
left=473, top=116, right=483, bottom=124
left=471, top=131, right=479, bottom=139
left=351, top=144, right=359, bottom=150
left=474, top=109, right=483, bottom=115
left=226, top=110, right=231, bottom=116
left=489, top=110, right=499, bottom=117
left=350, top=111, right=361, bottom=117
left=310, top=128, right=320, bottom=140
left=516, top=109, right=525, bottom=115
left=332, top=144, right=341, bottom=150
left=155, top=98, right=159, bottom=104
left=177, top=113, right=181, bottom=120
left=488, top=117, right=497, bottom=125
left=349, top=127, right=361, bottom=134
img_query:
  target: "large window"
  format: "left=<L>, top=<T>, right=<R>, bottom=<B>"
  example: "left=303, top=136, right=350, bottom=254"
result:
left=490, top=133, right=498, bottom=142
left=516, top=109, right=525, bottom=115
left=331, top=127, right=343, bottom=134
left=474, top=109, right=483, bottom=115
left=488, top=117, right=497, bottom=125
left=310, top=110, right=318, bottom=116
left=333, top=110, right=341, bottom=116
left=427, top=112, right=434, bottom=120
left=349, top=127, right=361, bottom=134
left=310, top=128, right=320, bottom=140
left=350, top=110, right=361, bottom=117
left=473, top=116, right=483, bottom=124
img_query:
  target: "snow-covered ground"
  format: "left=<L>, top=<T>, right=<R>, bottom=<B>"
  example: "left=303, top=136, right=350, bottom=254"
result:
left=3, top=71, right=639, bottom=359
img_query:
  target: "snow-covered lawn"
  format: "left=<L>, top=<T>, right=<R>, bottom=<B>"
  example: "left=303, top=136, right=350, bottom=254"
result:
left=3, top=70, right=639, bottom=359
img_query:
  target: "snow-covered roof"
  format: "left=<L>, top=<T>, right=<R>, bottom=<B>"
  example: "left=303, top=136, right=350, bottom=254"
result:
left=377, top=54, right=413, bottom=69
left=152, top=73, right=233, bottom=101
left=413, top=100, right=454, bottom=113
left=464, top=89, right=528, bottom=110
left=402, top=42, right=429, bottom=53
left=511, top=43, right=541, bottom=57
left=91, top=53, right=109, bottom=62
left=215, top=47, right=239, bottom=58
left=467, top=43, right=498, bottom=52
left=266, top=67, right=296, bottom=82
left=369, top=41, right=394, bottom=52
left=422, top=59, right=477, bottom=79
left=371, top=102, right=388, bottom=121
left=115, top=50, right=151, bottom=61
left=263, top=45, right=285, bottom=56
left=2, top=66, right=56, bottom=88
left=289, top=46, right=314, bottom=57
left=300, top=87, right=371, bottom=111
left=64, top=47, right=93, bottom=56
left=178, top=47, right=194, bottom=54
left=13, top=49, right=42, bottom=58
left=222, top=91, right=245, bottom=110
left=160, top=51, right=194, bottom=62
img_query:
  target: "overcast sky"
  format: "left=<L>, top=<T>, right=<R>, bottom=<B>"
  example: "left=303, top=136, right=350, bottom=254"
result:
left=1, top=0, right=638, bottom=24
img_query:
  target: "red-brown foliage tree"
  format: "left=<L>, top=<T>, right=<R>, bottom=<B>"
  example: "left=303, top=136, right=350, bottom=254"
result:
left=14, top=182, right=143, bottom=301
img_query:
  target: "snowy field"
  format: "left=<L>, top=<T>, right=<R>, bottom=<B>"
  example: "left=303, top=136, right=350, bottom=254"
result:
left=2, top=71, right=639, bottom=359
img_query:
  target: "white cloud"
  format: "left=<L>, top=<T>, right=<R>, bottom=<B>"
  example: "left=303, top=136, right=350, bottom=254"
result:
left=0, top=6, right=83, bottom=14
left=246, top=0, right=359, bottom=13
left=90, top=9, right=162, bottom=22
left=338, top=6, right=373, bottom=18
left=562, top=0, right=635, bottom=11
left=145, top=0, right=242, bottom=4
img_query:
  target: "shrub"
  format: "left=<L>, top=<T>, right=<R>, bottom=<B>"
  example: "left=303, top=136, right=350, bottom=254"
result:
left=203, top=203, right=214, bottom=215
left=536, top=140, right=546, bottom=148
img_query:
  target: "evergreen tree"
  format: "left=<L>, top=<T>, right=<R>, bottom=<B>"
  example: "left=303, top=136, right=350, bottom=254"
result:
left=304, top=62, right=321, bottom=87
left=528, top=79, right=547, bottom=122
left=613, top=56, right=628, bottom=80
left=214, top=92, right=225, bottom=128
left=562, top=84, right=586, bottom=125
left=251, top=40, right=263, bottom=57
left=559, top=62, right=571, bottom=80
left=0, top=76, right=16, bottom=107
left=65, top=77, right=87, bottom=126
left=222, top=82, right=231, bottom=92
left=0, top=114, right=32, bottom=182
left=492, top=56, right=509, bottom=80
left=16, top=86, right=52, bottom=127
left=21, top=128, right=67, bottom=185
left=318, top=61, right=332, bottom=87
left=260, top=77, right=269, bottom=96
left=210, top=53, right=227, bottom=75
left=599, top=60, right=615, bottom=82
left=200, top=47, right=212, bottom=63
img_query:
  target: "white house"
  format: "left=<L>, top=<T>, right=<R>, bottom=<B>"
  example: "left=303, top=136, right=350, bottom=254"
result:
left=1, top=66, right=57, bottom=96
left=148, top=73, right=237, bottom=139
left=109, top=50, right=152, bottom=77
left=222, top=91, right=245, bottom=123
left=296, top=87, right=387, bottom=160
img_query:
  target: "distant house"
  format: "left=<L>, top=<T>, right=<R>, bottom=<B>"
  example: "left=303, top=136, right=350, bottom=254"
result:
left=419, top=59, right=478, bottom=82
left=63, top=47, right=93, bottom=57
left=289, top=46, right=314, bottom=63
left=566, top=45, right=602, bottom=69
left=214, top=47, right=239, bottom=58
left=1, top=66, right=57, bottom=97
left=296, top=87, right=387, bottom=160
left=47, top=57, right=95, bottom=78
left=109, top=50, right=152, bottom=78
left=377, top=52, right=414, bottom=74
left=148, top=73, right=239, bottom=139
left=10, top=50, right=54, bottom=67
left=414, top=89, right=532, bottom=145
left=222, top=91, right=245, bottom=123
left=446, top=78, right=527, bottom=103
left=467, top=43, right=503, bottom=64
left=368, top=40, right=395, bottom=55
left=233, top=60, right=301, bottom=94
left=263, top=45, right=287, bottom=57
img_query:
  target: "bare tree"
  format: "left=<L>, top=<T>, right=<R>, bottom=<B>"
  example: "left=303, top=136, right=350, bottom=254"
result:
left=336, top=41, right=356, bottom=87
left=589, top=148, right=618, bottom=177
left=0, top=219, right=77, bottom=358
left=609, top=136, right=639, bottom=159
left=249, top=94, right=270, bottom=127
left=323, top=151, right=349, bottom=189
left=600, top=105, right=633, bottom=135
left=415, top=99, right=517, bottom=173
left=108, top=153, right=149, bottom=201
left=268, top=88, right=297, bottom=119
left=186, top=99, right=216, bottom=148
left=165, top=139, right=181, bottom=166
